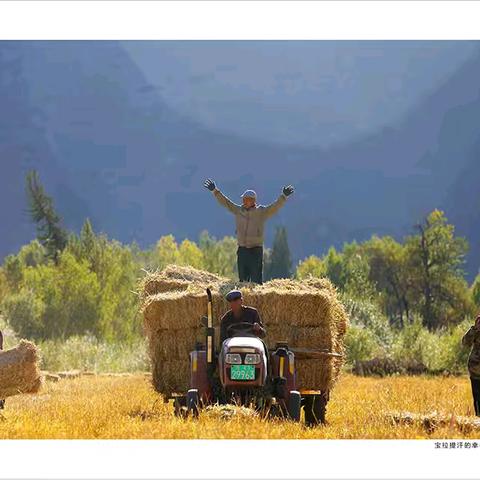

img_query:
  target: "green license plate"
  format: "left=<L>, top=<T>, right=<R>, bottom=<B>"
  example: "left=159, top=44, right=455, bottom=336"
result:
left=230, top=364, right=255, bottom=380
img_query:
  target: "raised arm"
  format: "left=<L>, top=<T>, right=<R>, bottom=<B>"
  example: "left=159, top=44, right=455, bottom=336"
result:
left=213, top=189, right=242, bottom=215
left=262, top=185, right=294, bottom=219
left=204, top=178, right=241, bottom=215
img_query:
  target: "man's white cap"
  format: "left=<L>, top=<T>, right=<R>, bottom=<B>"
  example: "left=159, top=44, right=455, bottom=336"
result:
left=241, top=189, right=257, bottom=199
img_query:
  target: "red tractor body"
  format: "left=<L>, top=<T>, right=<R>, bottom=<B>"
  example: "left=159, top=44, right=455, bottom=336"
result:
left=171, top=289, right=336, bottom=426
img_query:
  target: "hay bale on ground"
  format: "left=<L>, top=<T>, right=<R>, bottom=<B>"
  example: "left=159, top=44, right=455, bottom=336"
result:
left=353, top=357, right=428, bottom=377
left=141, top=265, right=348, bottom=397
left=385, top=411, right=480, bottom=434
left=57, top=370, right=82, bottom=379
left=41, top=371, right=61, bottom=382
left=0, top=340, right=42, bottom=398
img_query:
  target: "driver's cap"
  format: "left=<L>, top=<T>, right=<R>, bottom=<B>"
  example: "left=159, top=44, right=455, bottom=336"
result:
left=226, top=289, right=242, bottom=302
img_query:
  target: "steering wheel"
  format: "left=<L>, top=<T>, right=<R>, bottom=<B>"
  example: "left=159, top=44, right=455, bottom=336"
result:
left=227, top=322, right=256, bottom=337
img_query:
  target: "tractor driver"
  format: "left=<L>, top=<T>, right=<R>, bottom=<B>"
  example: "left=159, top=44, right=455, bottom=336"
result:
left=219, top=290, right=266, bottom=345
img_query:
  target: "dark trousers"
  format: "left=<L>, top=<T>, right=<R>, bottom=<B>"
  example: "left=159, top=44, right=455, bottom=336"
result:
left=471, top=377, right=480, bottom=416
left=237, top=246, right=263, bottom=284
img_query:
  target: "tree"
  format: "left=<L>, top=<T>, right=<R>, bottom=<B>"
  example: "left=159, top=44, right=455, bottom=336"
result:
left=405, top=210, right=472, bottom=329
left=323, top=247, right=346, bottom=289
left=319, top=242, right=376, bottom=300
left=20, top=251, right=101, bottom=339
left=472, top=273, right=480, bottom=309
left=198, top=230, right=237, bottom=278
left=66, top=221, right=140, bottom=342
left=67, top=219, right=104, bottom=274
left=2, top=289, right=45, bottom=339
left=0, top=268, right=9, bottom=301
left=26, top=170, right=67, bottom=262
left=3, top=254, right=24, bottom=289
left=264, top=226, right=292, bottom=280
left=342, top=245, right=376, bottom=300
left=296, top=255, right=326, bottom=279
left=178, top=239, right=205, bottom=269
left=156, top=235, right=179, bottom=269
left=361, top=236, right=411, bottom=326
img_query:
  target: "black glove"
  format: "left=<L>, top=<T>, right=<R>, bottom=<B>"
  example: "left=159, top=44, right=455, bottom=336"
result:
left=282, top=185, right=294, bottom=197
left=204, top=178, right=216, bottom=191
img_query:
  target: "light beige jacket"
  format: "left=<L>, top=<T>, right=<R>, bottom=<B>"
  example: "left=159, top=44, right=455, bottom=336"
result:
left=213, top=189, right=287, bottom=248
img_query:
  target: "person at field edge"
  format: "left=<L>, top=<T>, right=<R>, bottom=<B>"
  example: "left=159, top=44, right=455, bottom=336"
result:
left=0, top=330, right=5, bottom=410
left=462, top=314, right=480, bottom=416
left=203, top=178, right=294, bottom=284
left=219, top=289, right=266, bottom=345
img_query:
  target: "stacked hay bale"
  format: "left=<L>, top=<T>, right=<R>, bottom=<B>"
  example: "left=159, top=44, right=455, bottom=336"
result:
left=0, top=340, right=42, bottom=398
left=140, top=265, right=228, bottom=299
left=141, top=265, right=348, bottom=397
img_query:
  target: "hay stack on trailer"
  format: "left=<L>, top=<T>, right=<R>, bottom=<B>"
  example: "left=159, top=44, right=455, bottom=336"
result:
left=0, top=340, right=42, bottom=398
left=140, top=265, right=228, bottom=299
left=141, top=265, right=348, bottom=397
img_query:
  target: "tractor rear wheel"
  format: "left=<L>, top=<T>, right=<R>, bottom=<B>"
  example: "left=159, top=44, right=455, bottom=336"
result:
left=187, top=389, right=200, bottom=418
left=287, top=391, right=301, bottom=421
left=303, top=394, right=327, bottom=426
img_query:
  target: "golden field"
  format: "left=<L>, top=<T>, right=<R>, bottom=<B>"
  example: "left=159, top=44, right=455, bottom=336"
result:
left=0, top=373, right=478, bottom=439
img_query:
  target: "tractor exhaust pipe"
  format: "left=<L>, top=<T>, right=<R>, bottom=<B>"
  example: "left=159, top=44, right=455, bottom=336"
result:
left=206, top=288, right=215, bottom=379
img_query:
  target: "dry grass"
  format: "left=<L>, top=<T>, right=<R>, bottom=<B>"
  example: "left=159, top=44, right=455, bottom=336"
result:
left=1, top=373, right=479, bottom=439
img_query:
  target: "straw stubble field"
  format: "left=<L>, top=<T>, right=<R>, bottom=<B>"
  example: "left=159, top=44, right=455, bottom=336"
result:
left=2, top=265, right=478, bottom=439
left=0, top=373, right=478, bottom=439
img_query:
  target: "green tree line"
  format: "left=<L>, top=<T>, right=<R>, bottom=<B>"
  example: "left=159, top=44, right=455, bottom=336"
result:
left=1, top=171, right=479, bottom=362
left=297, top=209, right=476, bottom=330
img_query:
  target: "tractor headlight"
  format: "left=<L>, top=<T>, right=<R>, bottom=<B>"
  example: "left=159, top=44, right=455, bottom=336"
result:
left=225, top=353, right=241, bottom=364
left=244, top=354, right=261, bottom=365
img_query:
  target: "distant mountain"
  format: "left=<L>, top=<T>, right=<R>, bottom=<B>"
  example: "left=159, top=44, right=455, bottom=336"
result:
left=1, top=41, right=480, bottom=279
left=122, top=41, right=478, bottom=148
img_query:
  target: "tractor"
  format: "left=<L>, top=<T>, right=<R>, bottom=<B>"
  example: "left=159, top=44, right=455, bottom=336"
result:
left=170, top=289, right=341, bottom=426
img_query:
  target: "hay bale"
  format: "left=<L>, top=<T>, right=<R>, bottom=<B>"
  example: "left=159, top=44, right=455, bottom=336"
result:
left=0, top=340, right=42, bottom=398
left=57, top=370, right=81, bottom=379
left=151, top=359, right=191, bottom=394
left=353, top=357, right=428, bottom=377
left=41, top=371, right=61, bottom=382
left=140, top=265, right=227, bottom=298
left=141, top=265, right=348, bottom=396
left=385, top=411, right=480, bottom=434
